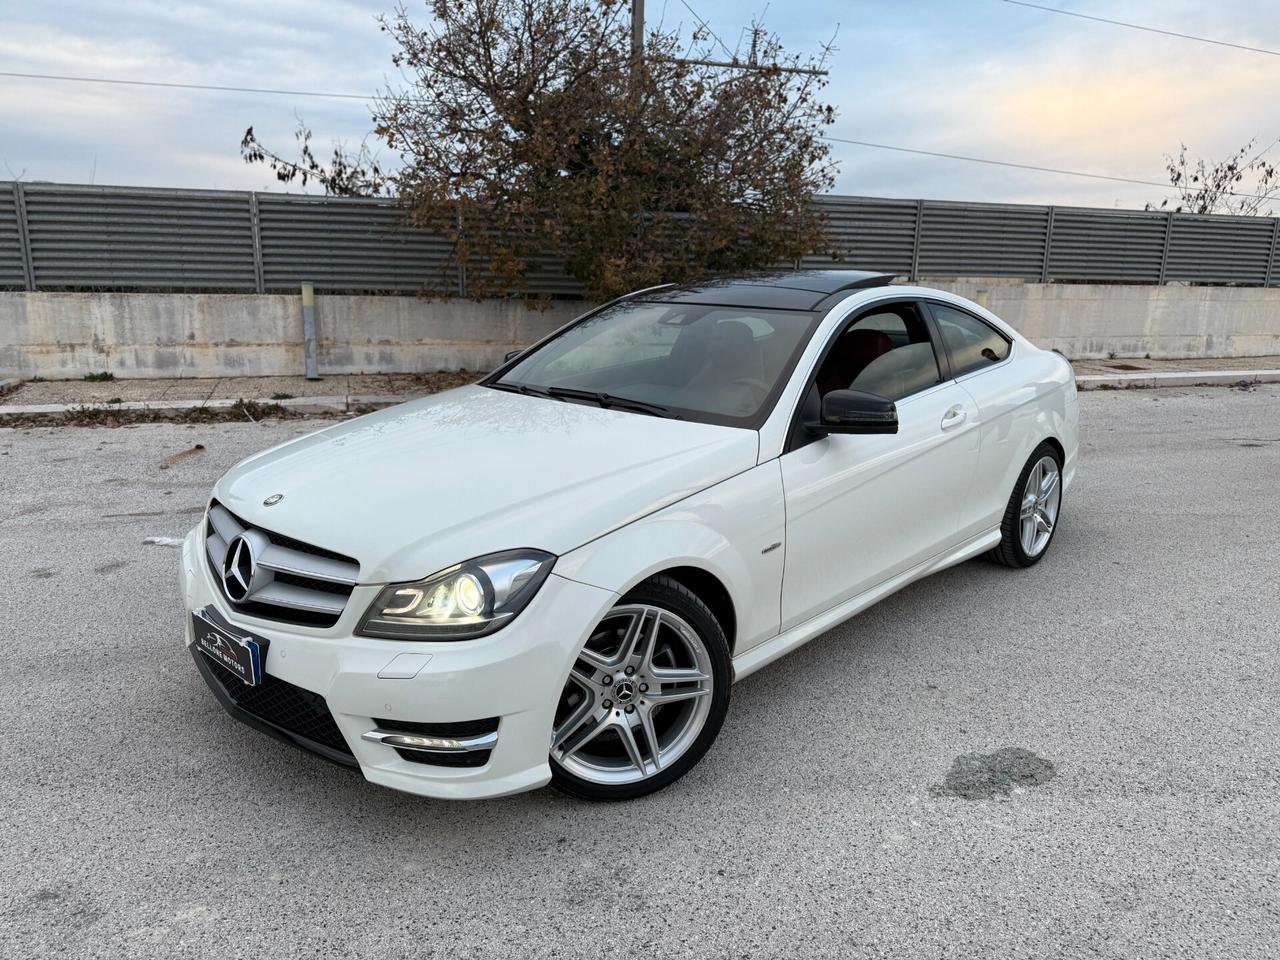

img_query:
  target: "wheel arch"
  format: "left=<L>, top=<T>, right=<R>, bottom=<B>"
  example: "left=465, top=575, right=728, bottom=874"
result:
left=555, top=524, right=763, bottom=658
left=1041, top=434, right=1065, bottom=465
left=638, top=565, right=738, bottom=654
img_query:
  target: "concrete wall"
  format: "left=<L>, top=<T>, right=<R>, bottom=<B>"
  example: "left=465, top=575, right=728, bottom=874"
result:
left=1, top=279, right=1278, bottom=379
left=0, top=292, right=581, bottom=379
left=922, top=278, right=1280, bottom=360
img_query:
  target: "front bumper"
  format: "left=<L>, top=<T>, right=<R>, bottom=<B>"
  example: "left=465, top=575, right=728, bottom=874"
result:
left=179, top=527, right=617, bottom=799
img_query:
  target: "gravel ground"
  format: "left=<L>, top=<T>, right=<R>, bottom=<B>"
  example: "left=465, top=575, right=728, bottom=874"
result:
left=1, top=386, right=1278, bottom=959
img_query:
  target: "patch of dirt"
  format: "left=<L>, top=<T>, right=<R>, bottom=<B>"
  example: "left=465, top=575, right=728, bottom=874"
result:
left=158, top=443, right=206, bottom=469
left=0, top=400, right=299, bottom=428
left=0, top=372, right=484, bottom=427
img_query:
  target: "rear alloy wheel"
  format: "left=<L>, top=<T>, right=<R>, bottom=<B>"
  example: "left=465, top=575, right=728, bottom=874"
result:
left=990, top=442, right=1063, bottom=568
left=549, top=576, right=730, bottom=800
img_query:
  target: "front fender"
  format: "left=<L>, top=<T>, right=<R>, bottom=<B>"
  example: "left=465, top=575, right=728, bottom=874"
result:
left=553, top=462, right=787, bottom=654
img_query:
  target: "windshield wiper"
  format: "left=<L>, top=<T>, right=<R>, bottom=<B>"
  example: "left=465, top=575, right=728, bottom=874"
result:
left=603, top=394, right=680, bottom=418
left=544, top=386, right=677, bottom=419
left=487, top=381, right=554, bottom=399
left=492, top=381, right=678, bottom=418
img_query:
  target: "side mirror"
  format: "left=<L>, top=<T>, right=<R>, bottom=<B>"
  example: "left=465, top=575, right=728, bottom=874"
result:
left=807, top=389, right=898, bottom=436
left=504, top=349, right=522, bottom=362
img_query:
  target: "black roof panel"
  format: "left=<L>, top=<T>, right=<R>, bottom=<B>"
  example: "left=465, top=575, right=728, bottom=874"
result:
left=639, top=270, right=896, bottom=310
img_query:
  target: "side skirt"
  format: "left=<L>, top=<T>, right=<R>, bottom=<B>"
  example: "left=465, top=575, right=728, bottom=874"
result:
left=731, top=527, right=1001, bottom=682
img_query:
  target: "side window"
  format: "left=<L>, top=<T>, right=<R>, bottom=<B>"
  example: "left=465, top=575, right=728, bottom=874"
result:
left=814, top=302, right=941, bottom=402
left=930, top=304, right=1010, bottom=377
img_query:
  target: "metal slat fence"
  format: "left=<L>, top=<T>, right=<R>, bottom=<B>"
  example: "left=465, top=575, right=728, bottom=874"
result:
left=256, top=194, right=460, bottom=293
left=0, top=186, right=28, bottom=289
left=2, top=182, right=1278, bottom=294
left=917, top=200, right=1050, bottom=279
left=22, top=186, right=257, bottom=290
left=804, top=195, right=916, bottom=276
left=1164, top=213, right=1276, bottom=285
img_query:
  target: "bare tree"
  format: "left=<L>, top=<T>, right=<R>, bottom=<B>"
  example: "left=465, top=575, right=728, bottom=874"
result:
left=240, top=124, right=391, bottom=197
left=1151, top=137, right=1279, bottom=216
left=242, top=0, right=837, bottom=300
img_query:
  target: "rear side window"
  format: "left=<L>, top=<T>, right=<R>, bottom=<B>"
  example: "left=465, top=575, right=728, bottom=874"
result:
left=930, top=304, right=1010, bottom=377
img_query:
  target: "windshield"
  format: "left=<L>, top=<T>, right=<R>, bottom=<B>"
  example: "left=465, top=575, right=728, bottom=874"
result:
left=490, top=301, right=820, bottom=427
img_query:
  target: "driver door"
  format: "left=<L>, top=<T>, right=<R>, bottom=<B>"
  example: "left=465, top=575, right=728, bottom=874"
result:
left=779, top=300, right=980, bottom=629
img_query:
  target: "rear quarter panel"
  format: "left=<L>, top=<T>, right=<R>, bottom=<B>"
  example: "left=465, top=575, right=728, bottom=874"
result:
left=955, top=344, right=1078, bottom=540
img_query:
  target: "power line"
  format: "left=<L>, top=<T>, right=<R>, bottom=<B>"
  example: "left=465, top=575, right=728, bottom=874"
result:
left=658, top=1, right=827, bottom=75
left=0, top=65, right=1259, bottom=198
left=822, top=135, right=1173, bottom=189
left=821, top=135, right=1265, bottom=200
left=0, top=70, right=374, bottom=101
left=1243, top=137, right=1280, bottom=169
left=675, top=0, right=738, bottom=61
left=999, top=1, right=1280, bottom=57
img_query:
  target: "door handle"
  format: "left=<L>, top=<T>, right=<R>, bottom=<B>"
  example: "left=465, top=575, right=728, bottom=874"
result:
left=940, top=406, right=967, bottom=430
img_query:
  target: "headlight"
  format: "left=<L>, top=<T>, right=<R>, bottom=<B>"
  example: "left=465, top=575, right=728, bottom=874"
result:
left=356, top=549, right=556, bottom=640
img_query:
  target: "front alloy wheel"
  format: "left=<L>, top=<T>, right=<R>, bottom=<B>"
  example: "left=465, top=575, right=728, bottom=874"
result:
left=550, top=575, right=731, bottom=800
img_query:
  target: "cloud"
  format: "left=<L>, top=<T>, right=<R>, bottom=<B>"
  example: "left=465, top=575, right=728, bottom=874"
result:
left=971, top=41, right=1280, bottom=163
left=820, top=0, right=1280, bottom=206
left=1, top=0, right=1277, bottom=210
left=0, top=2, right=390, bottom=190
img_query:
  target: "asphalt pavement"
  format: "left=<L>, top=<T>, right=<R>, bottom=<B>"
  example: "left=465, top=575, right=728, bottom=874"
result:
left=1, top=385, right=1278, bottom=959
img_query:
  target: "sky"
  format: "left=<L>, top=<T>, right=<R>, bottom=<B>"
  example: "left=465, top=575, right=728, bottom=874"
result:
left=0, top=0, right=1277, bottom=210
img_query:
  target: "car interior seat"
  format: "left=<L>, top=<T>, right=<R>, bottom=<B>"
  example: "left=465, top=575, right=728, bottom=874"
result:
left=684, top=319, right=762, bottom=413
left=817, top=328, right=894, bottom=396
left=851, top=341, right=939, bottom=401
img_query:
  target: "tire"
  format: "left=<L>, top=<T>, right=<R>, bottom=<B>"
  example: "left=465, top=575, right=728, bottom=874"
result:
left=988, top=441, right=1064, bottom=568
left=549, top=574, right=732, bottom=801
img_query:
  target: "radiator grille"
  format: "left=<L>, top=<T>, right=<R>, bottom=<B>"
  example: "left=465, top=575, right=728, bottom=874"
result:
left=204, top=501, right=359, bottom=628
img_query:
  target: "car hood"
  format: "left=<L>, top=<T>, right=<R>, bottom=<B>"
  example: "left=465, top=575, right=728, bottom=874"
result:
left=213, top=385, right=758, bottom=584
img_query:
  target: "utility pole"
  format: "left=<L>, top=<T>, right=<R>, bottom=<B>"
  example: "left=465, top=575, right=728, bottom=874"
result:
left=630, top=0, right=828, bottom=77
left=632, top=0, right=644, bottom=62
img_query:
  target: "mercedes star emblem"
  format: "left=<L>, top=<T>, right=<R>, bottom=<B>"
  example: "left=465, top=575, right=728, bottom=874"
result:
left=222, top=535, right=257, bottom=602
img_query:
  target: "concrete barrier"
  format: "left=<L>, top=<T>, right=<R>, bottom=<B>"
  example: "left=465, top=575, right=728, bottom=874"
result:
left=0, top=292, right=581, bottom=379
left=922, top=278, right=1280, bottom=360
left=1, top=278, right=1277, bottom=379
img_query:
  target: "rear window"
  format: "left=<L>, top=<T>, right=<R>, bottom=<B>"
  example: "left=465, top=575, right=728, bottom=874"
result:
left=930, top=304, right=1011, bottom=377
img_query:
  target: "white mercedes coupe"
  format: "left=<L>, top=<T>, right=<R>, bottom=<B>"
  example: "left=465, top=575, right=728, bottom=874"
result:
left=180, top=271, right=1079, bottom=800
